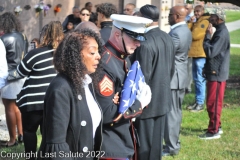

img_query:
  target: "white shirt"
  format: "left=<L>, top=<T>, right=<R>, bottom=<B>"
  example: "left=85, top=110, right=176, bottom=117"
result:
left=83, top=74, right=101, bottom=138
left=170, top=21, right=186, bottom=30
left=145, top=25, right=159, bottom=33
left=0, top=39, right=8, bottom=89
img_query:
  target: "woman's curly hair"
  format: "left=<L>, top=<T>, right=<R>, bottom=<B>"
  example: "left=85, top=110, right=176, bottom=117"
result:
left=0, top=12, right=22, bottom=33
left=96, top=3, right=118, bottom=18
left=39, top=21, right=64, bottom=49
left=54, top=28, right=103, bottom=97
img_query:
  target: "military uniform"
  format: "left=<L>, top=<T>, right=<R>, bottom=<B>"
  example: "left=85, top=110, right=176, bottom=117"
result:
left=95, top=41, right=142, bottom=159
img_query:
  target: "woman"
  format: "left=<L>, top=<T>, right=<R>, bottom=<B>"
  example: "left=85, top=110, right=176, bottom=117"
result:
left=38, top=29, right=103, bottom=160
left=0, top=12, right=27, bottom=147
left=16, top=21, right=64, bottom=159
left=80, top=8, right=91, bottom=22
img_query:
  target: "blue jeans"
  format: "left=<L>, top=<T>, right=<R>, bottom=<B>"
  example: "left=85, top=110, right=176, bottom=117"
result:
left=192, top=58, right=206, bottom=105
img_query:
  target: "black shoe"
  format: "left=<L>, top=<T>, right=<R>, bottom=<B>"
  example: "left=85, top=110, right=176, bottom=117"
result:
left=186, top=102, right=197, bottom=110
left=190, top=104, right=204, bottom=112
left=18, top=134, right=23, bottom=143
left=1, top=141, right=18, bottom=147
left=199, top=132, right=221, bottom=140
left=203, top=127, right=223, bottom=135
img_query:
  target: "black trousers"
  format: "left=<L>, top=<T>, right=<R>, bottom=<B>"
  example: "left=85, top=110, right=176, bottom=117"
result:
left=21, top=110, right=43, bottom=160
left=135, top=115, right=166, bottom=160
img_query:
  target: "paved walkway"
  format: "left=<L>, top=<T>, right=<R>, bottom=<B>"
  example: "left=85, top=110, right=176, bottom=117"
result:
left=0, top=19, right=240, bottom=141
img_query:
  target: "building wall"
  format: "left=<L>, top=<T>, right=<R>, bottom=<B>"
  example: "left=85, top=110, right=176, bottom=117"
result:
left=0, top=0, right=76, bottom=41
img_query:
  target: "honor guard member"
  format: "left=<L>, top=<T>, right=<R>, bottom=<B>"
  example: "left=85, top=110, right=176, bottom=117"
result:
left=95, top=14, right=152, bottom=160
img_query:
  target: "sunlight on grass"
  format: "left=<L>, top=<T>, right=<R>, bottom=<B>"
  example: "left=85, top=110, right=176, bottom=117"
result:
left=226, top=10, right=240, bottom=23
left=230, top=48, right=240, bottom=76
left=230, top=29, right=240, bottom=44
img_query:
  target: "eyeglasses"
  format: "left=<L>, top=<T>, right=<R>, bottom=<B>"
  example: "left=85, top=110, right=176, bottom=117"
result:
left=124, top=8, right=130, bottom=11
left=81, top=13, right=90, bottom=16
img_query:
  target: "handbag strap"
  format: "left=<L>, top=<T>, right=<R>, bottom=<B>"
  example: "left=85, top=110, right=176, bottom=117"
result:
left=21, top=33, right=26, bottom=60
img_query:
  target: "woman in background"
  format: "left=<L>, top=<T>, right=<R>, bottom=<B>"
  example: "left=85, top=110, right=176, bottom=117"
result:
left=16, top=21, right=64, bottom=159
left=0, top=12, right=28, bottom=147
left=80, top=8, right=91, bottom=22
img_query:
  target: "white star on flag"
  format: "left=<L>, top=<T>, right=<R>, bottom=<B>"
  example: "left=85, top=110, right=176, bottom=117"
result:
left=122, top=99, right=130, bottom=108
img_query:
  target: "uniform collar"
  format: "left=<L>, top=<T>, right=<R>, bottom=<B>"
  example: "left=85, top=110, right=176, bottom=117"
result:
left=100, top=21, right=113, bottom=29
left=105, top=40, right=128, bottom=59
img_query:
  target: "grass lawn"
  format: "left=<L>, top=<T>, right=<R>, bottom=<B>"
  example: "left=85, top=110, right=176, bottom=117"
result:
left=163, top=48, right=240, bottom=160
left=230, top=29, right=240, bottom=44
left=226, top=10, right=240, bottom=23
left=0, top=48, right=240, bottom=160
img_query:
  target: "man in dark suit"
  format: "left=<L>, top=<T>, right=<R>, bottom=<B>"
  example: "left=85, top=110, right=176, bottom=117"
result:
left=163, top=6, right=192, bottom=156
left=133, top=5, right=175, bottom=160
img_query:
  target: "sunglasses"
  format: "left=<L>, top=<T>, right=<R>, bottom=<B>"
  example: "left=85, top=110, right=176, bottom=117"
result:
left=124, top=8, right=130, bottom=11
left=81, top=13, right=90, bottom=16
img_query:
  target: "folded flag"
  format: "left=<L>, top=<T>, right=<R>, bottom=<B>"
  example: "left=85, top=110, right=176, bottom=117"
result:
left=113, top=61, right=145, bottom=122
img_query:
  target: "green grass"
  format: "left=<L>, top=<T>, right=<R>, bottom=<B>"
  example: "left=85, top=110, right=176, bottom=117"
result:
left=163, top=47, right=240, bottom=160
left=230, top=48, right=240, bottom=76
left=226, top=10, right=240, bottom=23
left=1, top=48, right=240, bottom=160
left=230, top=29, right=240, bottom=44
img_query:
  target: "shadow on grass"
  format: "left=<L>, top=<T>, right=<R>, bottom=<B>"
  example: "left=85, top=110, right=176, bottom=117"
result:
left=181, top=127, right=203, bottom=136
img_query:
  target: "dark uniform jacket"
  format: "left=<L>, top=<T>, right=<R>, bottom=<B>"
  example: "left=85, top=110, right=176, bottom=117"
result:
left=100, top=21, right=113, bottom=44
left=95, top=41, right=143, bottom=159
left=38, top=73, right=103, bottom=160
left=133, top=27, right=175, bottom=119
left=203, top=22, right=230, bottom=82
left=1, top=31, right=28, bottom=71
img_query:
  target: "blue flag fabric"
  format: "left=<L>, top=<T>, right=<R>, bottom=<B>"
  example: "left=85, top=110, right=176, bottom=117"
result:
left=119, top=61, right=145, bottom=114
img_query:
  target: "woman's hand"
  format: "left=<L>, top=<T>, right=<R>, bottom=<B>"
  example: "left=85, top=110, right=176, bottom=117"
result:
left=112, top=92, right=119, bottom=104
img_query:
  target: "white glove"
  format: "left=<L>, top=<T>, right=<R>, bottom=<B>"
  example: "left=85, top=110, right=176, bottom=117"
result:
left=136, top=83, right=152, bottom=109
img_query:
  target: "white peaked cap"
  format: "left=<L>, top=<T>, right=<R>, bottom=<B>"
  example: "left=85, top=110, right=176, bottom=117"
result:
left=110, top=14, right=153, bottom=34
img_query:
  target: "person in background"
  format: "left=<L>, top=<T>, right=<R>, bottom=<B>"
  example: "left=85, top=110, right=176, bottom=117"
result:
left=124, top=3, right=136, bottom=15
left=187, top=5, right=210, bottom=112
left=200, top=8, right=229, bottom=140
left=38, top=29, right=103, bottom=160
left=29, top=38, right=40, bottom=51
left=132, top=5, right=175, bottom=160
left=31, top=38, right=40, bottom=48
left=163, top=6, right=192, bottom=156
left=85, top=2, right=97, bottom=23
left=185, top=3, right=196, bottom=22
left=96, top=3, right=117, bottom=43
left=0, top=39, right=8, bottom=90
left=95, top=14, right=152, bottom=160
left=16, top=21, right=64, bottom=159
left=80, top=8, right=91, bottom=22
left=185, top=3, right=195, bottom=94
left=62, top=6, right=81, bottom=32
left=64, top=21, right=75, bottom=35
left=0, top=12, right=28, bottom=147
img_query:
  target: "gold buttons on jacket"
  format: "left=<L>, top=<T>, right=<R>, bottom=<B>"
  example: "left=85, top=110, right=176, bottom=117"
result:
left=78, top=95, right=82, bottom=100
left=83, top=146, right=88, bottom=152
left=81, top=120, right=87, bottom=126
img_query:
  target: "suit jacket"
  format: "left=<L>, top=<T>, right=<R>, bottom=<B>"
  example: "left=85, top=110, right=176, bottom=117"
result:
left=133, top=27, right=175, bottom=118
left=169, top=23, right=192, bottom=89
